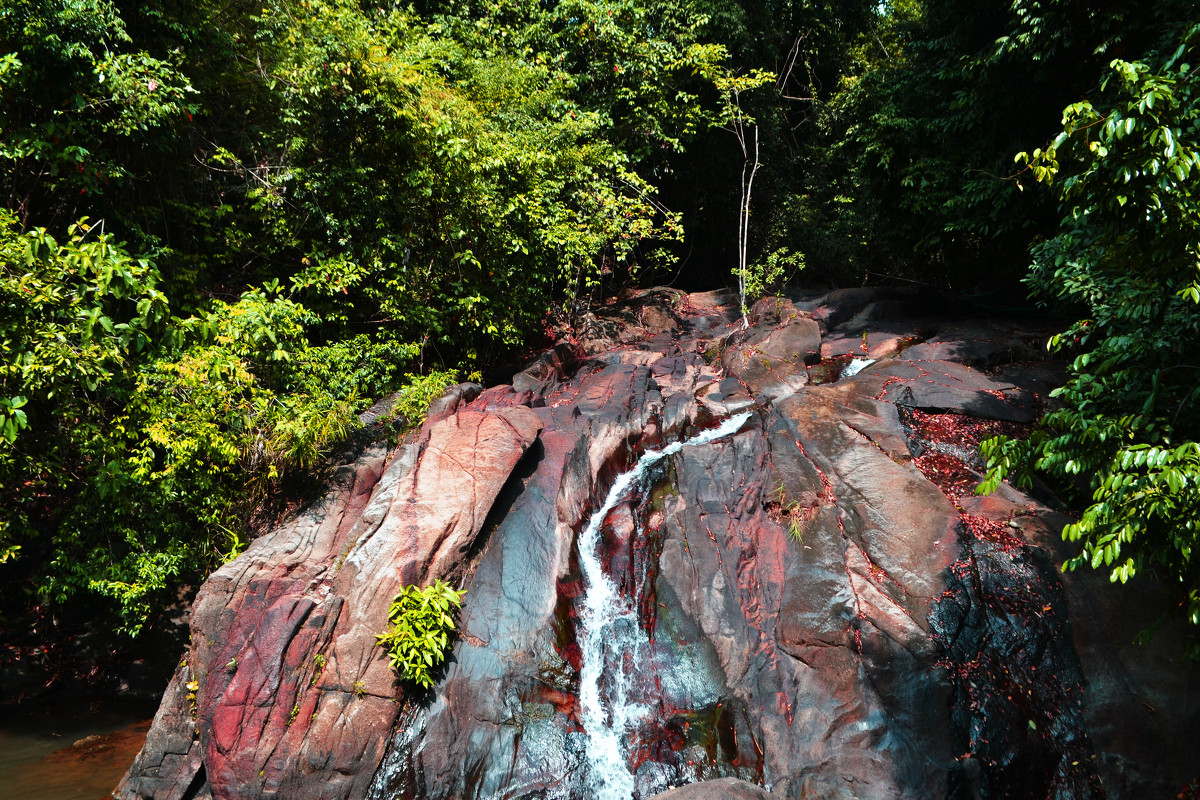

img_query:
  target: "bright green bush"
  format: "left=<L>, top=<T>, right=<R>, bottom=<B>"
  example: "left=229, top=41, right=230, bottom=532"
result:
left=384, top=370, right=461, bottom=434
left=980, top=22, right=1200, bottom=642
left=376, top=579, right=466, bottom=690
left=0, top=213, right=401, bottom=633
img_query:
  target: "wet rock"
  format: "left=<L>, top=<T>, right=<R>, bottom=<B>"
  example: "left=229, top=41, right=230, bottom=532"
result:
left=649, top=777, right=772, bottom=800
left=119, top=288, right=1199, bottom=800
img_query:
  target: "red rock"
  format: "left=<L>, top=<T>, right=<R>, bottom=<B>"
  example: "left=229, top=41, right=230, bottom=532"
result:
left=119, top=290, right=1199, bottom=800
left=117, top=405, right=542, bottom=800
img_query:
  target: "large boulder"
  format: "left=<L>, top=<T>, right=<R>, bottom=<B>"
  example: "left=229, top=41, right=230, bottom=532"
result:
left=118, top=406, right=543, bottom=800
left=119, top=288, right=1199, bottom=800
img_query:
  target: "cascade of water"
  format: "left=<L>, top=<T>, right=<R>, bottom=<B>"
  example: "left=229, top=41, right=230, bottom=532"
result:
left=841, top=356, right=875, bottom=378
left=577, top=412, right=752, bottom=800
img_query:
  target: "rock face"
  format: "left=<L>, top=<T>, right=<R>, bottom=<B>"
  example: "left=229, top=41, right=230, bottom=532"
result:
left=117, top=288, right=1199, bottom=800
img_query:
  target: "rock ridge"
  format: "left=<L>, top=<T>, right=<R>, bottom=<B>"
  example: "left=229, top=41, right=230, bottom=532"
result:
left=118, top=288, right=1199, bottom=800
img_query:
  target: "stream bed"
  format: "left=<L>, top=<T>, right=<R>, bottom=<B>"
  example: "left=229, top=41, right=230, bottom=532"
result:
left=0, top=699, right=155, bottom=800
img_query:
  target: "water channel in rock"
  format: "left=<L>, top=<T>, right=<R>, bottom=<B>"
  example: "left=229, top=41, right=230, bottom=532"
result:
left=577, top=412, right=752, bottom=800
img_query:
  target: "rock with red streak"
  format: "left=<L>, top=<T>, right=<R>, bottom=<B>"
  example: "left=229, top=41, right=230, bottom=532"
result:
left=117, top=288, right=1200, bottom=800
left=116, top=405, right=542, bottom=800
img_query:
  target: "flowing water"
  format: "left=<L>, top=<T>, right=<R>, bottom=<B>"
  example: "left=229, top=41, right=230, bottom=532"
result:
left=841, top=356, right=875, bottom=378
left=577, top=412, right=752, bottom=800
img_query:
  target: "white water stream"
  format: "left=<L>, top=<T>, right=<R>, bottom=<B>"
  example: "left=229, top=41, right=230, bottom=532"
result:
left=841, top=356, right=875, bottom=378
left=577, top=412, right=752, bottom=800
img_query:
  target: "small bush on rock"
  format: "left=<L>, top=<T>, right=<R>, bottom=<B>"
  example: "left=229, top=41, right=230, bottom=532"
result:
left=376, top=580, right=466, bottom=689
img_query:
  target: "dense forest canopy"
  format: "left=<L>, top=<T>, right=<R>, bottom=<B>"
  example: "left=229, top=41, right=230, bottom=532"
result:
left=1, top=0, right=1198, bottom=647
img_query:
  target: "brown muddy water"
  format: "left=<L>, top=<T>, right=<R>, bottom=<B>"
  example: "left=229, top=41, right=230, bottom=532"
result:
left=0, top=699, right=155, bottom=800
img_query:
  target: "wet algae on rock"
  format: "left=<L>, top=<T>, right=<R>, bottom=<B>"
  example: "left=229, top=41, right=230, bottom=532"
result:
left=117, top=288, right=1199, bottom=800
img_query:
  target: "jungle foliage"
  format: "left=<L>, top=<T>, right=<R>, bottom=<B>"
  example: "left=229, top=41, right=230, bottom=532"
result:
left=0, top=0, right=736, bottom=632
left=2, top=0, right=1199, bottom=645
left=376, top=579, right=465, bottom=689
left=979, top=20, right=1200, bottom=642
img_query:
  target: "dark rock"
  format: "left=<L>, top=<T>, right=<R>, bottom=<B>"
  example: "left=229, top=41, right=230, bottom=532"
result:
left=991, top=360, right=1069, bottom=401
left=805, top=286, right=947, bottom=331
left=513, top=343, right=578, bottom=394
left=573, top=287, right=688, bottom=354
left=899, top=319, right=1055, bottom=369
left=426, top=381, right=484, bottom=420
left=855, top=359, right=1038, bottom=423
left=118, top=660, right=206, bottom=800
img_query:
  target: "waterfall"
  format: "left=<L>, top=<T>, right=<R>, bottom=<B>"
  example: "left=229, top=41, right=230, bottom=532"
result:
left=841, top=356, right=875, bottom=378
left=577, top=412, right=752, bottom=800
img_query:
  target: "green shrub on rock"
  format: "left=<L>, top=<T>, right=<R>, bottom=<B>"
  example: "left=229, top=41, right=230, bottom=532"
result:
left=376, top=579, right=466, bottom=690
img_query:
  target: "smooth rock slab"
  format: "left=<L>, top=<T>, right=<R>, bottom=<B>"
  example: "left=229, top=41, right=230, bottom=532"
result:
left=117, top=406, right=543, bottom=800
left=853, top=359, right=1037, bottom=422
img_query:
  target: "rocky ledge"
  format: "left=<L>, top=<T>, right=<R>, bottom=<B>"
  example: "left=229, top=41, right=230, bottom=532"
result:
left=117, top=287, right=1199, bottom=800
